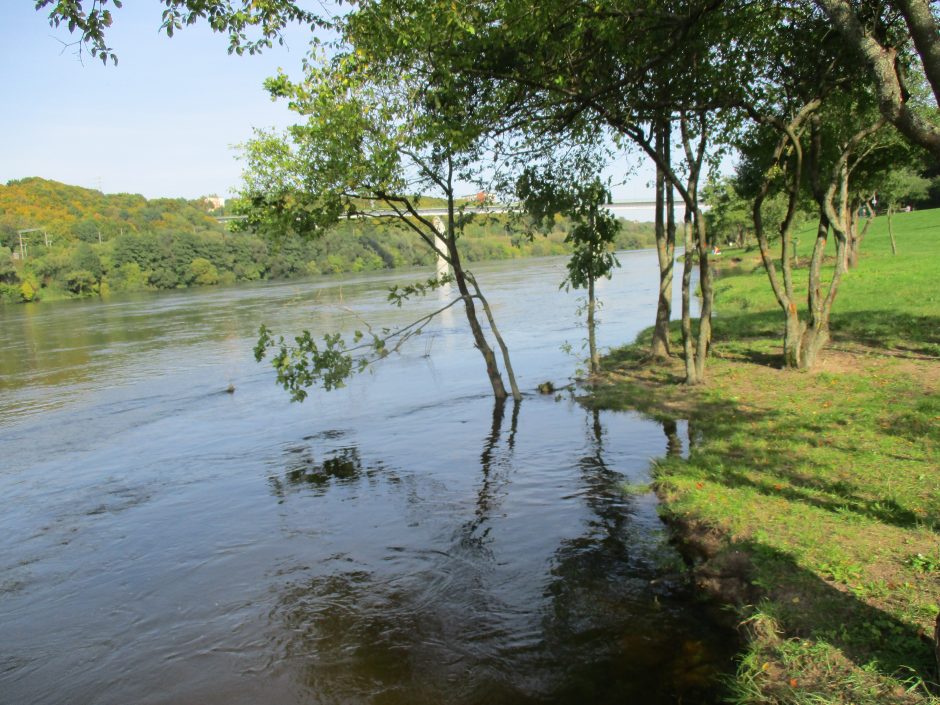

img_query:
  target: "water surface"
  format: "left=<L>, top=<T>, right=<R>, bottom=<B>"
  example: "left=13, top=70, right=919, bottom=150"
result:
left=0, top=252, right=729, bottom=704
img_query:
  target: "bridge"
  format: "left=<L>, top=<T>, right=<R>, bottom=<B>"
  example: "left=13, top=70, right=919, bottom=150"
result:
left=214, top=200, right=659, bottom=225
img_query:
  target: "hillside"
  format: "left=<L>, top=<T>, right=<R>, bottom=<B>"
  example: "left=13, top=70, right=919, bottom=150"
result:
left=0, top=177, right=222, bottom=247
left=0, top=178, right=655, bottom=304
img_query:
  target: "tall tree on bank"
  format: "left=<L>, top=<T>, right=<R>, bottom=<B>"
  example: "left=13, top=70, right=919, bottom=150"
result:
left=736, top=7, right=893, bottom=370
left=241, top=54, right=521, bottom=401
left=650, top=118, right=678, bottom=360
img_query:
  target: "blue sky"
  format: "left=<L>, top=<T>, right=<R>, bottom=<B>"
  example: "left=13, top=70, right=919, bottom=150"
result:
left=1, top=3, right=314, bottom=199
left=1, top=3, right=657, bottom=204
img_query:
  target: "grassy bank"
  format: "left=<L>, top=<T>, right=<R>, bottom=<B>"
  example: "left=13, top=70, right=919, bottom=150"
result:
left=590, top=209, right=940, bottom=703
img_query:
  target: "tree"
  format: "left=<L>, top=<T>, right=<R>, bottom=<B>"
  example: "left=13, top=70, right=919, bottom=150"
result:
left=0, top=247, right=17, bottom=284
left=814, top=0, right=940, bottom=160
left=878, top=166, right=931, bottom=254
left=739, top=69, right=890, bottom=368
left=341, top=0, right=770, bottom=384
left=517, top=171, right=621, bottom=375
left=37, top=0, right=316, bottom=64
left=186, top=257, right=220, bottom=286
left=240, top=49, right=521, bottom=401
left=71, top=242, right=103, bottom=282
left=702, top=177, right=757, bottom=249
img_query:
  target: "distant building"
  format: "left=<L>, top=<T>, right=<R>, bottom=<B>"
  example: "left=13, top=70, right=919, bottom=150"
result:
left=202, top=196, right=225, bottom=211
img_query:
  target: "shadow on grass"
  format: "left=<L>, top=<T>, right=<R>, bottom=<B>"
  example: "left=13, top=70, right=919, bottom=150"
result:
left=591, top=349, right=939, bottom=690
left=705, top=309, right=940, bottom=364
left=729, top=538, right=938, bottom=688
left=830, top=311, right=940, bottom=358
left=657, top=408, right=939, bottom=687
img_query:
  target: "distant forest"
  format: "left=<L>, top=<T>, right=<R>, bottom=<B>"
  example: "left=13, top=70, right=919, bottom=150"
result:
left=0, top=178, right=655, bottom=303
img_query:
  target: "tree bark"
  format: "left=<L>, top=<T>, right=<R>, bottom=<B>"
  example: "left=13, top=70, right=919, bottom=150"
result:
left=815, top=0, right=940, bottom=160
left=588, top=274, right=599, bottom=374
left=680, top=212, right=698, bottom=384
left=467, top=273, right=521, bottom=400
left=888, top=206, right=898, bottom=254
left=651, top=119, right=674, bottom=359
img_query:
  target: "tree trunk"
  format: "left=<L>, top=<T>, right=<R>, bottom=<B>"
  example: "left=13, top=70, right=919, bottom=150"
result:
left=846, top=203, right=859, bottom=269
left=750, top=106, right=811, bottom=370
left=464, top=271, right=520, bottom=401
left=815, top=0, right=940, bottom=160
left=799, top=324, right=830, bottom=370
left=472, top=280, right=521, bottom=401
left=783, top=305, right=807, bottom=368
left=848, top=198, right=874, bottom=268
left=445, top=231, right=507, bottom=400
left=800, top=229, right=845, bottom=370
left=680, top=213, right=698, bottom=384
left=651, top=121, right=674, bottom=359
left=441, top=160, right=509, bottom=401
left=894, top=0, right=940, bottom=105
left=693, top=212, right=713, bottom=382
left=588, top=274, right=599, bottom=374
left=888, top=206, right=897, bottom=254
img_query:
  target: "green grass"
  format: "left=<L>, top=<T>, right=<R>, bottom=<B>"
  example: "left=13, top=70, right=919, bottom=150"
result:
left=590, top=208, right=940, bottom=704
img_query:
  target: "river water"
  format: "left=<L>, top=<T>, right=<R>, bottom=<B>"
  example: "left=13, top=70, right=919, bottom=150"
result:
left=0, top=251, right=731, bottom=704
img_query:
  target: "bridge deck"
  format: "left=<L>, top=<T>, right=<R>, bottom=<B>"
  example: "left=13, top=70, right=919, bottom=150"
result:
left=215, top=200, right=658, bottom=223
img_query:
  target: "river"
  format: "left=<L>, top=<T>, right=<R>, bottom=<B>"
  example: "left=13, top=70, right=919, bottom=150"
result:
left=0, top=251, right=732, bottom=704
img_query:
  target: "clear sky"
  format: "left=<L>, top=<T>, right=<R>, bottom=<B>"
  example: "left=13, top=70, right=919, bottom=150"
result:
left=1, top=3, right=657, bottom=203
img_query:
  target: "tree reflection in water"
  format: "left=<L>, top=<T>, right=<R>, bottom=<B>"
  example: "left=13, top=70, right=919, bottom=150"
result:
left=264, top=404, right=733, bottom=705
left=537, top=409, right=730, bottom=703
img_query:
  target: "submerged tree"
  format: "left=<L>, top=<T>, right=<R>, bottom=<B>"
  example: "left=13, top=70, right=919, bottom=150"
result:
left=517, top=171, right=621, bottom=375
left=240, top=52, right=521, bottom=401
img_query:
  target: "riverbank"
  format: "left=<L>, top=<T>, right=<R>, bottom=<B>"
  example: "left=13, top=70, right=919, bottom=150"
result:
left=588, top=209, right=940, bottom=704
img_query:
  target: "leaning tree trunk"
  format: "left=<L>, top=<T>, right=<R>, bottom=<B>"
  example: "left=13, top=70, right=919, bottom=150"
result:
left=815, top=0, right=940, bottom=160
left=466, top=272, right=521, bottom=401
left=445, top=232, right=507, bottom=400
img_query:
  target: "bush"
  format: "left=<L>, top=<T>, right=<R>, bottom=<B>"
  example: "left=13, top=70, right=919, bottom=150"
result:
left=186, top=257, right=220, bottom=286
left=64, top=269, right=97, bottom=295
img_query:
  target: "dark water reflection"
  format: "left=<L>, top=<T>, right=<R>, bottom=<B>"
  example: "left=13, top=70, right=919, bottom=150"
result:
left=0, top=253, right=727, bottom=704
left=262, top=401, right=732, bottom=705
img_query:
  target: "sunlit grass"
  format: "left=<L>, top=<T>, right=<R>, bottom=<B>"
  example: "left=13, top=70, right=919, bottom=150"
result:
left=592, top=208, right=940, bottom=704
